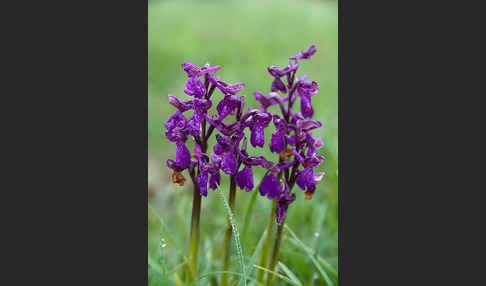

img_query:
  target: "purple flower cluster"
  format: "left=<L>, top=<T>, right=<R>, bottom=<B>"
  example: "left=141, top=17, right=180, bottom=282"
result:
left=165, top=61, right=279, bottom=197
left=252, top=44, right=325, bottom=223
left=164, top=44, right=325, bottom=224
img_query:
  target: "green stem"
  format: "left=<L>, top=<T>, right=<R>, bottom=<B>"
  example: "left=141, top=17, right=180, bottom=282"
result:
left=266, top=218, right=285, bottom=286
left=256, top=198, right=277, bottom=284
left=188, top=181, right=202, bottom=284
left=221, top=175, right=237, bottom=286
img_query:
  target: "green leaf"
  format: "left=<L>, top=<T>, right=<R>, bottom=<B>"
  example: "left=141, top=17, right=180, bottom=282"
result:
left=277, top=261, right=303, bottom=286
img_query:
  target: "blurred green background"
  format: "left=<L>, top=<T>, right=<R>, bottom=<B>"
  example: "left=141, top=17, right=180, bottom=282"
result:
left=148, top=0, right=338, bottom=285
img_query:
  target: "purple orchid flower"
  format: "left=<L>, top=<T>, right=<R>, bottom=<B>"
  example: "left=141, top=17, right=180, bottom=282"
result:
left=213, top=134, right=238, bottom=175
left=253, top=91, right=278, bottom=112
left=184, top=76, right=206, bottom=98
left=244, top=111, right=272, bottom=148
left=259, top=173, right=282, bottom=199
left=208, top=75, right=246, bottom=96
left=235, top=165, right=254, bottom=192
left=165, top=111, right=189, bottom=143
left=298, top=43, right=317, bottom=60
left=216, top=95, right=244, bottom=121
left=270, top=114, right=288, bottom=153
left=182, top=61, right=221, bottom=78
left=292, top=148, right=325, bottom=195
left=296, top=79, right=318, bottom=118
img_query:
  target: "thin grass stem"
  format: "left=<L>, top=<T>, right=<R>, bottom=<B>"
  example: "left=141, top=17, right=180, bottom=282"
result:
left=221, top=175, right=237, bottom=286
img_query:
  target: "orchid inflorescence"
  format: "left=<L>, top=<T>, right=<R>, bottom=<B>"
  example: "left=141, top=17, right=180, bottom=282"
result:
left=164, top=44, right=325, bottom=285
left=165, top=43, right=324, bottom=224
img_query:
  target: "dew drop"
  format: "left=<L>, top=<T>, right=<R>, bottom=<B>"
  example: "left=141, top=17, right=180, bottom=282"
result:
left=160, top=238, right=167, bottom=248
left=314, top=232, right=320, bottom=238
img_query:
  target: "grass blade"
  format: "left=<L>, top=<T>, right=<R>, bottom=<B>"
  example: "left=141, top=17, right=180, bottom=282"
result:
left=253, top=265, right=301, bottom=286
left=192, top=271, right=264, bottom=286
left=173, top=272, right=183, bottom=286
left=284, top=224, right=335, bottom=286
left=237, top=227, right=267, bottom=286
left=277, top=261, right=303, bottom=286
left=215, top=187, right=247, bottom=286
left=317, top=256, right=338, bottom=278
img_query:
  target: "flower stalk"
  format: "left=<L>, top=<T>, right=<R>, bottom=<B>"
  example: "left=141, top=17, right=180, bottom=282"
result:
left=188, top=179, right=202, bottom=283
left=267, top=218, right=285, bottom=286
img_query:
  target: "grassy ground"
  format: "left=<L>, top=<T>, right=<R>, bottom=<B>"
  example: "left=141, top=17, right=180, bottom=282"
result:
left=148, top=0, right=338, bottom=285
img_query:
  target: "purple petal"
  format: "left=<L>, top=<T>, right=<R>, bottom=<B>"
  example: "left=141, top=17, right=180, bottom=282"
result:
left=267, top=65, right=291, bottom=77
left=250, top=125, right=265, bottom=148
left=215, top=134, right=233, bottom=151
left=276, top=191, right=296, bottom=223
left=253, top=91, right=275, bottom=111
left=187, top=112, right=201, bottom=137
left=221, top=152, right=238, bottom=175
left=287, top=135, right=297, bottom=146
left=210, top=152, right=222, bottom=166
left=297, top=80, right=318, bottom=97
left=197, top=172, right=208, bottom=196
left=271, top=77, right=287, bottom=93
left=238, top=153, right=273, bottom=168
left=184, top=76, right=205, bottom=98
left=296, top=119, right=322, bottom=133
left=259, top=174, right=282, bottom=199
left=272, top=114, right=287, bottom=131
left=295, top=168, right=315, bottom=191
left=299, top=43, right=317, bottom=59
left=235, top=165, right=254, bottom=192
left=214, top=143, right=225, bottom=155
left=270, top=130, right=286, bottom=153
left=209, top=171, right=221, bottom=190
left=175, top=143, right=191, bottom=170
left=168, top=95, right=192, bottom=112
left=166, top=158, right=181, bottom=172
left=300, top=95, right=314, bottom=118
left=182, top=62, right=201, bottom=77
left=217, top=95, right=242, bottom=119
left=192, top=98, right=212, bottom=114
left=225, top=83, right=245, bottom=95
left=165, top=111, right=188, bottom=143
